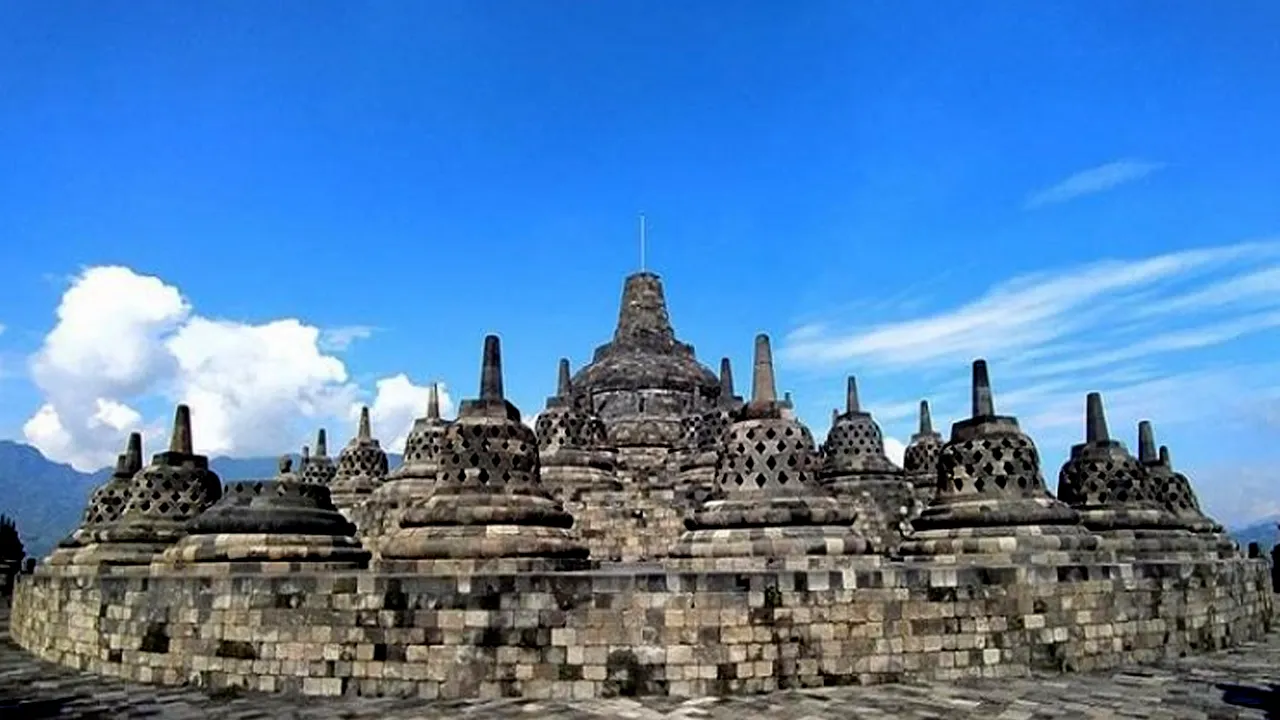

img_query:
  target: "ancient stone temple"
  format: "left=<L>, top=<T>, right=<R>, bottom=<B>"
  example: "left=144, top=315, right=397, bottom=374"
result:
left=60, top=406, right=223, bottom=566
left=901, top=360, right=1098, bottom=561
left=47, top=432, right=143, bottom=558
left=902, top=400, right=942, bottom=507
left=379, top=335, right=588, bottom=567
left=673, top=357, right=743, bottom=500
left=160, top=456, right=369, bottom=571
left=371, top=383, right=449, bottom=535
left=1136, top=422, right=1236, bottom=556
left=819, top=376, right=914, bottom=553
left=8, top=269, right=1276, bottom=703
left=671, top=334, right=871, bottom=563
left=535, top=358, right=620, bottom=499
left=1057, top=393, right=1206, bottom=559
left=571, top=272, right=720, bottom=470
left=327, top=407, right=389, bottom=531
left=299, top=428, right=337, bottom=486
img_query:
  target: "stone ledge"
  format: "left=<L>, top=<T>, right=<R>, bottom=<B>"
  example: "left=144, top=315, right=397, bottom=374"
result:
left=9, top=556, right=1272, bottom=701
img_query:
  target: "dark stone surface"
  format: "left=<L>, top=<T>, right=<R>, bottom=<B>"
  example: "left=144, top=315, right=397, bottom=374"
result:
left=330, top=407, right=390, bottom=501
left=187, top=469, right=358, bottom=537
left=299, top=429, right=338, bottom=487
left=571, top=273, right=720, bottom=448
left=58, top=433, right=143, bottom=548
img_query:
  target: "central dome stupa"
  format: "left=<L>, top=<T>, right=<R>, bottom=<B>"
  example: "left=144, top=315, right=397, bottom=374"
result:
left=571, top=272, right=721, bottom=457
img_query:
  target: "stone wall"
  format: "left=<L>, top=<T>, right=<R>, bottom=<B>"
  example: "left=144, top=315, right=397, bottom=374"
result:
left=11, top=557, right=1273, bottom=700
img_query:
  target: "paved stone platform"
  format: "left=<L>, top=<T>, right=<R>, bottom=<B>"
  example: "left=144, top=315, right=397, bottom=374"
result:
left=2, top=606, right=1277, bottom=719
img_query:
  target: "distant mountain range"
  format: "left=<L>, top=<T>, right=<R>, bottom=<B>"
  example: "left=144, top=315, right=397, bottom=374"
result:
left=0, top=439, right=1275, bottom=561
left=0, top=440, right=401, bottom=559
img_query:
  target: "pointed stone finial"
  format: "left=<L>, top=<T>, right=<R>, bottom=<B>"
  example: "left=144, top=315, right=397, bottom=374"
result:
left=832, top=408, right=839, bottom=425
left=1137, top=421, right=1157, bottom=464
left=122, top=432, right=143, bottom=475
left=557, top=358, right=572, bottom=397
left=751, top=333, right=777, bottom=404
left=783, top=391, right=793, bottom=406
left=316, top=429, right=328, bottom=457
left=480, top=334, right=504, bottom=400
left=357, top=406, right=372, bottom=440
left=300, top=445, right=310, bottom=468
left=846, top=376, right=860, bottom=414
left=613, top=272, right=676, bottom=346
left=1159, top=445, right=1171, bottom=467
left=426, top=383, right=441, bottom=419
left=169, top=404, right=193, bottom=454
left=919, top=400, right=934, bottom=435
left=278, top=455, right=292, bottom=474
left=1085, top=392, right=1110, bottom=443
left=719, top=357, right=735, bottom=398
left=971, top=359, right=995, bottom=417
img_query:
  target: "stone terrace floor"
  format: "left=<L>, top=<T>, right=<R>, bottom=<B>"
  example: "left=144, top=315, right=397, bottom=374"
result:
left=2, top=607, right=1278, bottom=719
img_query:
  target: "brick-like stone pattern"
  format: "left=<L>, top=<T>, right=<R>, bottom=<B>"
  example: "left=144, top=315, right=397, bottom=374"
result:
left=564, top=485, right=692, bottom=562
left=11, top=557, right=1273, bottom=700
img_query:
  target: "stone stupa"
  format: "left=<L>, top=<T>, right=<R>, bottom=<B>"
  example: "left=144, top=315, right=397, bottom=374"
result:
left=379, top=335, right=589, bottom=567
left=536, top=358, right=621, bottom=500
left=670, top=334, right=873, bottom=563
left=48, top=432, right=144, bottom=559
left=64, top=405, right=223, bottom=566
left=299, top=429, right=338, bottom=486
left=372, top=383, right=450, bottom=535
left=160, top=456, right=370, bottom=571
left=901, top=360, right=1099, bottom=561
left=819, top=376, right=914, bottom=553
left=673, top=357, right=743, bottom=503
left=902, top=400, right=943, bottom=509
left=1136, top=422, right=1236, bottom=557
left=327, top=406, right=389, bottom=526
left=1057, top=394, right=1206, bottom=559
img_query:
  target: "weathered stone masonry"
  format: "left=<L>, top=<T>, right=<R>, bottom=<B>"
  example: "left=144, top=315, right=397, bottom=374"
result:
left=12, top=559, right=1272, bottom=699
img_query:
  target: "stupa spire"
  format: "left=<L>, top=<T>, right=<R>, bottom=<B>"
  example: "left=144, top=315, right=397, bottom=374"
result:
left=557, top=358, right=572, bottom=397
left=300, top=445, right=310, bottom=468
left=1159, top=445, right=1171, bottom=467
left=612, top=272, right=676, bottom=347
left=971, top=359, right=995, bottom=417
left=1085, top=392, right=1110, bottom=443
left=1137, top=421, right=1157, bottom=464
left=315, top=429, right=328, bottom=457
left=719, top=357, right=735, bottom=398
left=427, top=383, right=440, bottom=420
left=121, top=432, right=143, bottom=476
left=169, top=405, right=193, bottom=454
left=751, top=334, right=777, bottom=405
left=846, top=376, right=860, bottom=414
left=480, top=335, right=504, bottom=400
left=357, top=406, right=372, bottom=441
left=918, top=400, right=933, bottom=435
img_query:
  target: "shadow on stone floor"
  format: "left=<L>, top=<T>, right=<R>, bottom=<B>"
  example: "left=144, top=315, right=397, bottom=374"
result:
left=1218, top=683, right=1280, bottom=718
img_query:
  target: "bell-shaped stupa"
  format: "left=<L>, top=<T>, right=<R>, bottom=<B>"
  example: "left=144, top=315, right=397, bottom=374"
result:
left=819, top=376, right=914, bottom=552
left=51, top=432, right=144, bottom=556
left=901, top=360, right=1098, bottom=561
left=300, top=429, right=338, bottom=486
left=379, top=335, right=588, bottom=565
left=160, top=456, right=369, bottom=570
left=1136, top=422, right=1236, bottom=557
left=328, top=406, right=390, bottom=517
left=67, top=405, right=223, bottom=565
left=536, top=358, right=621, bottom=500
left=673, top=357, right=743, bottom=500
left=671, top=334, right=872, bottom=561
left=902, top=400, right=943, bottom=507
left=571, top=272, right=720, bottom=468
left=1057, top=394, right=1206, bottom=559
left=373, top=383, right=451, bottom=534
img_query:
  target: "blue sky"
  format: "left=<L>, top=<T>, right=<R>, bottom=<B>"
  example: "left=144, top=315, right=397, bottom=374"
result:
left=2, top=3, right=1279, bottom=525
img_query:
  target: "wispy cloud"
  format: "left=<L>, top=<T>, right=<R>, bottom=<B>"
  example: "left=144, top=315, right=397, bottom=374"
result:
left=780, top=238, right=1280, bottom=527
left=1025, top=159, right=1166, bottom=209
left=319, top=325, right=377, bottom=351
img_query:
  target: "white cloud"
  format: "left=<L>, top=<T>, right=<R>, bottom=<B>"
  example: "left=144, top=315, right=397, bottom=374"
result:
left=883, top=436, right=906, bottom=467
left=1025, top=159, right=1166, bottom=209
left=350, top=374, right=454, bottom=453
left=23, top=266, right=447, bottom=471
left=319, top=325, right=377, bottom=351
